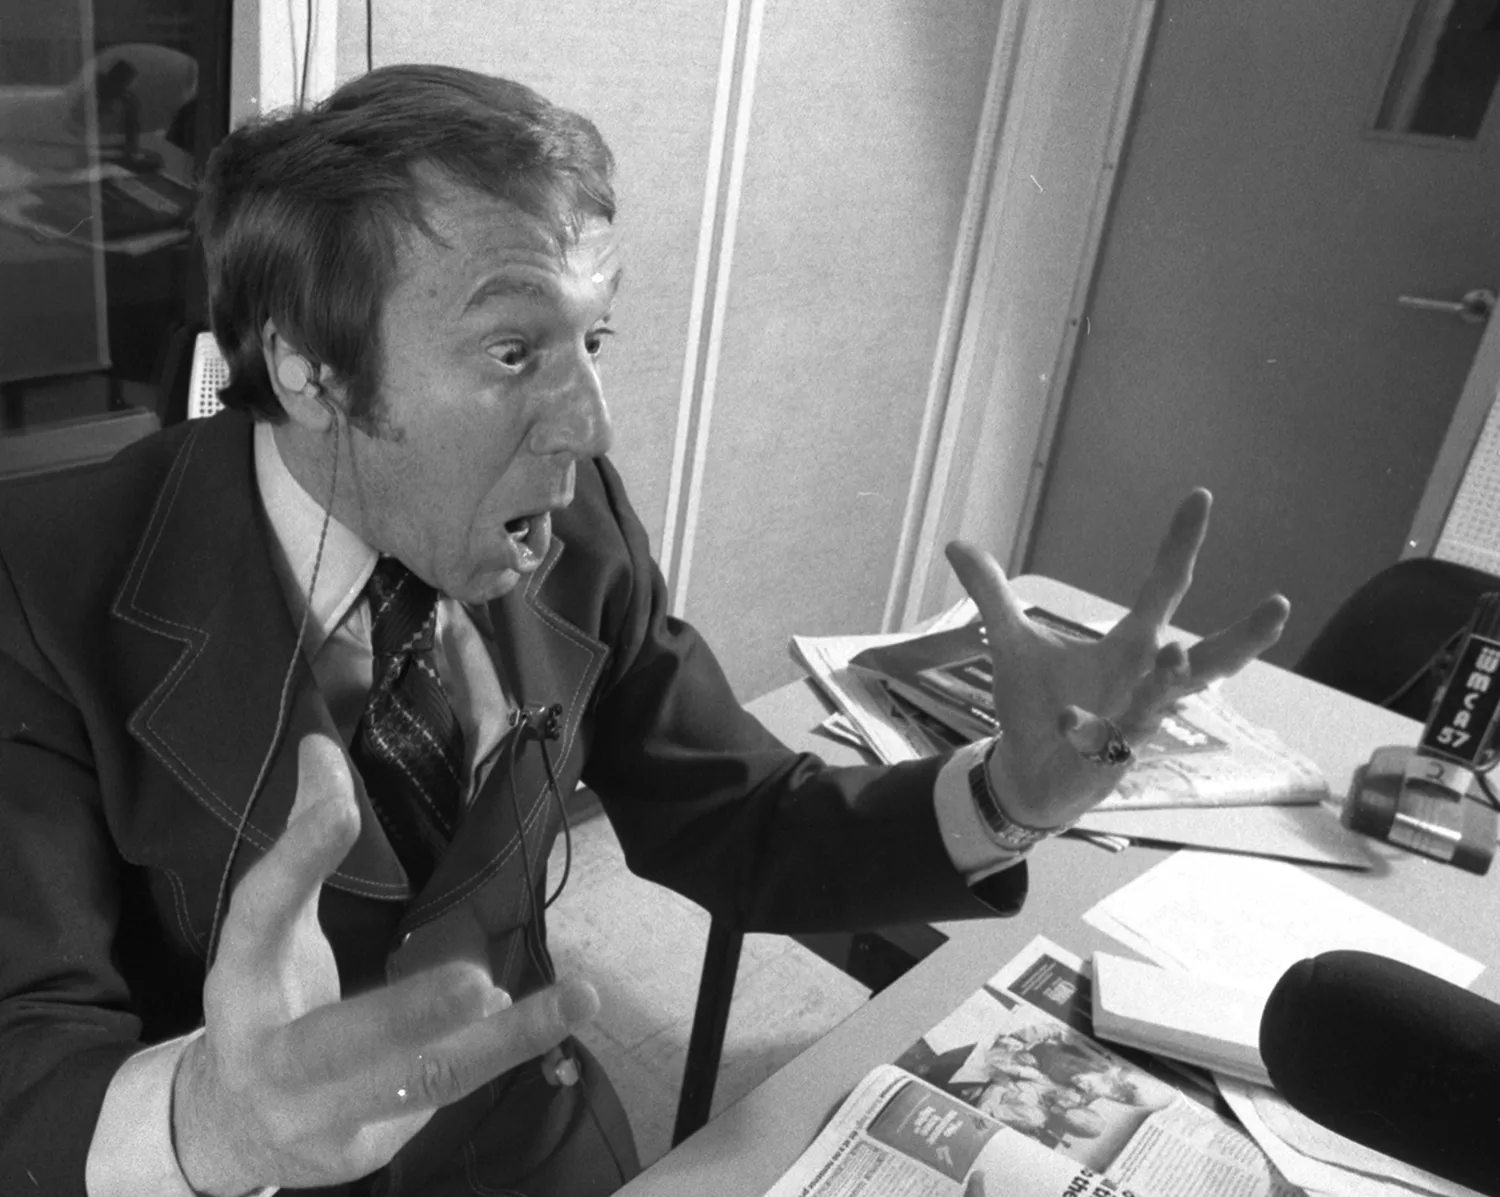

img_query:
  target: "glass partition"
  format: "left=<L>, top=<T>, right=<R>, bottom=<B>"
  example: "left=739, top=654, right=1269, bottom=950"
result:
left=0, top=0, right=227, bottom=479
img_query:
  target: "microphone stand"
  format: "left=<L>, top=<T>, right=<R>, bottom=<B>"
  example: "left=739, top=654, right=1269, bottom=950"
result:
left=1345, top=594, right=1500, bottom=874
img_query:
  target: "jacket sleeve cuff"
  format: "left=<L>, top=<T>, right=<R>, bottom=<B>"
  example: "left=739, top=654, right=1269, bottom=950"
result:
left=85, top=1029, right=278, bottom=1197
left=933, top=738, right=1027, bottom=884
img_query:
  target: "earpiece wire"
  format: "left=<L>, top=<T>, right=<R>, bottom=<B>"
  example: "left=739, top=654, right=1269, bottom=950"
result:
left=204, top=417, right=340, bottom=967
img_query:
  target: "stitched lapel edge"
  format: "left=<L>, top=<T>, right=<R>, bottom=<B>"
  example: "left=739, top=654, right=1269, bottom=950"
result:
left=398, top=534, right=609, bottom=930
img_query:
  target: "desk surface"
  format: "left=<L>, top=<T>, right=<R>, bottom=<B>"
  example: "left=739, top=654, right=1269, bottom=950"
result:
left=618, top=576, right=1499, bottom=1197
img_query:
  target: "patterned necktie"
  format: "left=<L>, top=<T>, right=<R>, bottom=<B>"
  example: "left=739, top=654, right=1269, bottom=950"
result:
left=349, top=556, right=467, bottom=891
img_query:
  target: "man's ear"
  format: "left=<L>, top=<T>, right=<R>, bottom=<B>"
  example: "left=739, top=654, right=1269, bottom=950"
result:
left=263, top=321, right=344, bottom=432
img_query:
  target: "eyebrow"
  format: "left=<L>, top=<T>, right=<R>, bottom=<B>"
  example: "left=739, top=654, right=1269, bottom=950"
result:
left=461, top=265, right=625, bottom=315
left=461, top=276, right=550, bottom=313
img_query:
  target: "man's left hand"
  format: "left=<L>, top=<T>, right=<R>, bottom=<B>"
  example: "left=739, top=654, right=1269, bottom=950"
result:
left=945, top=489, right=1289, bottom=832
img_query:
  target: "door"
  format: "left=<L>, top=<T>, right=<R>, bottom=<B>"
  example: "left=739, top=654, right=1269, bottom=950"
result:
left=1023, top=0, right=1500, bottom=667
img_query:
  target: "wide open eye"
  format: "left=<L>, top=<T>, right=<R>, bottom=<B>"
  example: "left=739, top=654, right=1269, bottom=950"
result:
left=490, top=339, right=530, bottom=371
left=585, top=326, right=615, bottom=359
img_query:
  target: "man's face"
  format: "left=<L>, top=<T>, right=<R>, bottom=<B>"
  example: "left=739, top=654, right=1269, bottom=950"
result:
left=339, top=176, right=620, bottom=602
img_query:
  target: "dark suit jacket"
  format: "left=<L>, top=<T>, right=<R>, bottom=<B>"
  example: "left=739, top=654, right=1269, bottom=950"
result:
left=0, top=409, right=1025, bottom=1194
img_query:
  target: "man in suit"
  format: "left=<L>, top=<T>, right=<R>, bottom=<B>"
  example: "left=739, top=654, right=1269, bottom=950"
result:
left=0, top=65, right=1287, bottom=1196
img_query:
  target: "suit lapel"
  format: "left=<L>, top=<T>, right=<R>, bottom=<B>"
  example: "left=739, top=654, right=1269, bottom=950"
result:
left=115, top=411, right=612, bottom=967
left=112, top=411, right=407, bottom=899
left=391, top=535, right=610, bottom=969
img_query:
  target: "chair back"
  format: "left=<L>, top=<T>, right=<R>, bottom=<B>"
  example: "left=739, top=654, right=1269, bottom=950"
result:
left=1294, top=557, right=1500, bottom=722
left=187, top=331, right=228, bottom=420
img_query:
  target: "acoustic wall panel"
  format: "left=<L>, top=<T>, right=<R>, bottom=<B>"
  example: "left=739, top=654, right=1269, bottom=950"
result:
left=681, top=0, right=1002, bottom=699
left=1435, top=390, right=1500, bottom=578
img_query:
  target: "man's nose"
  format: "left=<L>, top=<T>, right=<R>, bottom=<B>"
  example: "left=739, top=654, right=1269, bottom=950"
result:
left=529, top=355, right=614, bottom=459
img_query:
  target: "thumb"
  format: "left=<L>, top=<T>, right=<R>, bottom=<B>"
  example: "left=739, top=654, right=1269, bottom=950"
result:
left=227, top=734, right=362, bottom=948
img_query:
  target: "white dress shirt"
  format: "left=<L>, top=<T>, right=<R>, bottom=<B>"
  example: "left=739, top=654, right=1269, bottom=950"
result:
left=83, top=422, right=1020, bottom=1195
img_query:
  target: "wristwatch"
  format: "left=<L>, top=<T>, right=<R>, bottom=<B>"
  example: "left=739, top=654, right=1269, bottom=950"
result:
left=967, top=740, right=1063, bottom=853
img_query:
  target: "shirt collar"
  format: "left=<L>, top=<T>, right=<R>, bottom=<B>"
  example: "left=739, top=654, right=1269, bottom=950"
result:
left=254, top=420, right=376, bottom=657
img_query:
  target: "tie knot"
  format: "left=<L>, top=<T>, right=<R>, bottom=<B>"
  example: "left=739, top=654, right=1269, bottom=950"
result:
left=365, top=556, right=438, bottom=658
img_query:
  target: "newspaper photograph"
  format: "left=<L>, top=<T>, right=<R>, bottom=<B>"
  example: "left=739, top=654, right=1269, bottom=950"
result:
left=891, top=937, right=1301, bottom=1197
left=762, top=1063, right=1141, bottom=1197
left=789, top=599, right=979, bottom=765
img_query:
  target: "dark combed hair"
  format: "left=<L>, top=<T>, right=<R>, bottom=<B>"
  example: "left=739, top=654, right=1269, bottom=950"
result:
left=196, top=64, right=617, bottom=421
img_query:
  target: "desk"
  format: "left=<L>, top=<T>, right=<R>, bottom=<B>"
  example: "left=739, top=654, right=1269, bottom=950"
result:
left=619, top=576, right=1499, bottom=1197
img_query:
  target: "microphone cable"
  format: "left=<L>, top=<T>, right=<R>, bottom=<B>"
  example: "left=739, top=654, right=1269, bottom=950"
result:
left=1377, top=627, right=1465, bottom=713
left=503, top=703, right=627, bottom=1186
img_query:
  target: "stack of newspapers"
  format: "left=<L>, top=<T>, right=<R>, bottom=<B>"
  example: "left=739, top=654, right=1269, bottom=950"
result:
left=762, top=935, right=1304, bottom=1197
left=789, top=600, right=1328, bottom=820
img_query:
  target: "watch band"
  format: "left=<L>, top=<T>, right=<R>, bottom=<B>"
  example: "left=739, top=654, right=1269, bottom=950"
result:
left=968, top=741, right=1060, bottom=852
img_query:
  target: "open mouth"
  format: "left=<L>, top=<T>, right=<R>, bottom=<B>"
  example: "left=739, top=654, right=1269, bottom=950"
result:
left=503, top=512, right=551, bottom=571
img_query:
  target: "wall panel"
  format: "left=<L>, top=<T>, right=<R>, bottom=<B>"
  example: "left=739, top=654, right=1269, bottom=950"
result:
left=683, top=0, right=1001, bottom=698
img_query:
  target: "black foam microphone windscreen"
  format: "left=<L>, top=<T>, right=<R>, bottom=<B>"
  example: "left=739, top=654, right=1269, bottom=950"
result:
left=1259, top=950, right=1500, bottom=1195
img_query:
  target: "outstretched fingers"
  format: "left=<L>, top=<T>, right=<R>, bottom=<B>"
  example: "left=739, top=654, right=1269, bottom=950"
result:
left=945, top=541, right=1031, bottom=643
left=1115, top=641, right=1194, bottom=740
left=274, top=975, right=599, bottom=1125
left=1129, top=490, right=1212, bottom=631
left=1185, top=594, right=1290, bottom=684
left=360, top=976, right=599, bottom=1120
left=270, top=960, right=511, bottom=1089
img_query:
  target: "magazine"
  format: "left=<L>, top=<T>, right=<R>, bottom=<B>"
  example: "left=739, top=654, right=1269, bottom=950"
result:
left=792, top=604, right=1327, bottom=812
left=789, top=600, right=983, bottom=765
left=761, top=937, right=1301, bottom=1197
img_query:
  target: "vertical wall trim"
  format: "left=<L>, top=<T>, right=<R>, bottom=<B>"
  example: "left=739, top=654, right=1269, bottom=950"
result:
left=659, top=0, right=744, bottom=601
left=258, top=0, right=339, bottom=114
left=1406, top=310, right=1500, bottom=559
left=881, top=0, right=1029, bottom=632
left=1007, top=0, right=1158, bottom=576
left=80, top=0, right=110, bottom=368
left=663, top=0, right=766, bottom=617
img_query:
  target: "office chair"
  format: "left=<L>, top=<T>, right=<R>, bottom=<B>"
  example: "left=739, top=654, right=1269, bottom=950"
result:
left=1294, top=557, right=1500, bottom=722
left=184, top=331, right=228, bottom=420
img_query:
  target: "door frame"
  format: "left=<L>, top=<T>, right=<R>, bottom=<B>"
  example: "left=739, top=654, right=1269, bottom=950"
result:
left=1404, top=307, right=1500, bottom=561
left=882, top=0, right=1160, bottom=630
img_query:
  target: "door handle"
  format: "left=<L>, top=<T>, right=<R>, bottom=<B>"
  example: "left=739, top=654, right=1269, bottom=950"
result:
left=1396, top=288, right=1495, bottom=324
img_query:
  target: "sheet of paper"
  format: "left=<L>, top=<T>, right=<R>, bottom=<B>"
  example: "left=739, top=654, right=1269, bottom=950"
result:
left=1075, top=801, right=1376, bottom=869
left=1082, top=850, right=1483, bottom=994
left=1218, top=1078, right=1483, bottom=1197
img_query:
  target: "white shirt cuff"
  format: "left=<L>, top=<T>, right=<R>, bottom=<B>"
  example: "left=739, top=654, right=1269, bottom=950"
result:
left=933, top=737, right=1027, bottom=884
left=86, top=1029, right=278, bottom=1197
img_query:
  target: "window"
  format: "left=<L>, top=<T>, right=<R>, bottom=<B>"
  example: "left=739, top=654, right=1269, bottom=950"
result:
left=0, top=0, right=229, bottom=479
left=1374, top=0, right=1500, bottom=141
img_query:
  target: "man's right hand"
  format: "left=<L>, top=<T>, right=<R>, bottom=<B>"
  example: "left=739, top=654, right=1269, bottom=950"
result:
left=172, top=734, right=599, bottom=1195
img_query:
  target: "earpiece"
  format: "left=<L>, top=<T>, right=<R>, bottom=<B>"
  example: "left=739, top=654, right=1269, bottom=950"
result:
left=277, top=355, right=311, bottom=393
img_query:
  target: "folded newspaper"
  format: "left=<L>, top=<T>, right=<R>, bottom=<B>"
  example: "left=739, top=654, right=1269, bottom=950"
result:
left=789, top=603, right=1327, bottom=812
left=762, top=936, right=1300, bottom=1197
